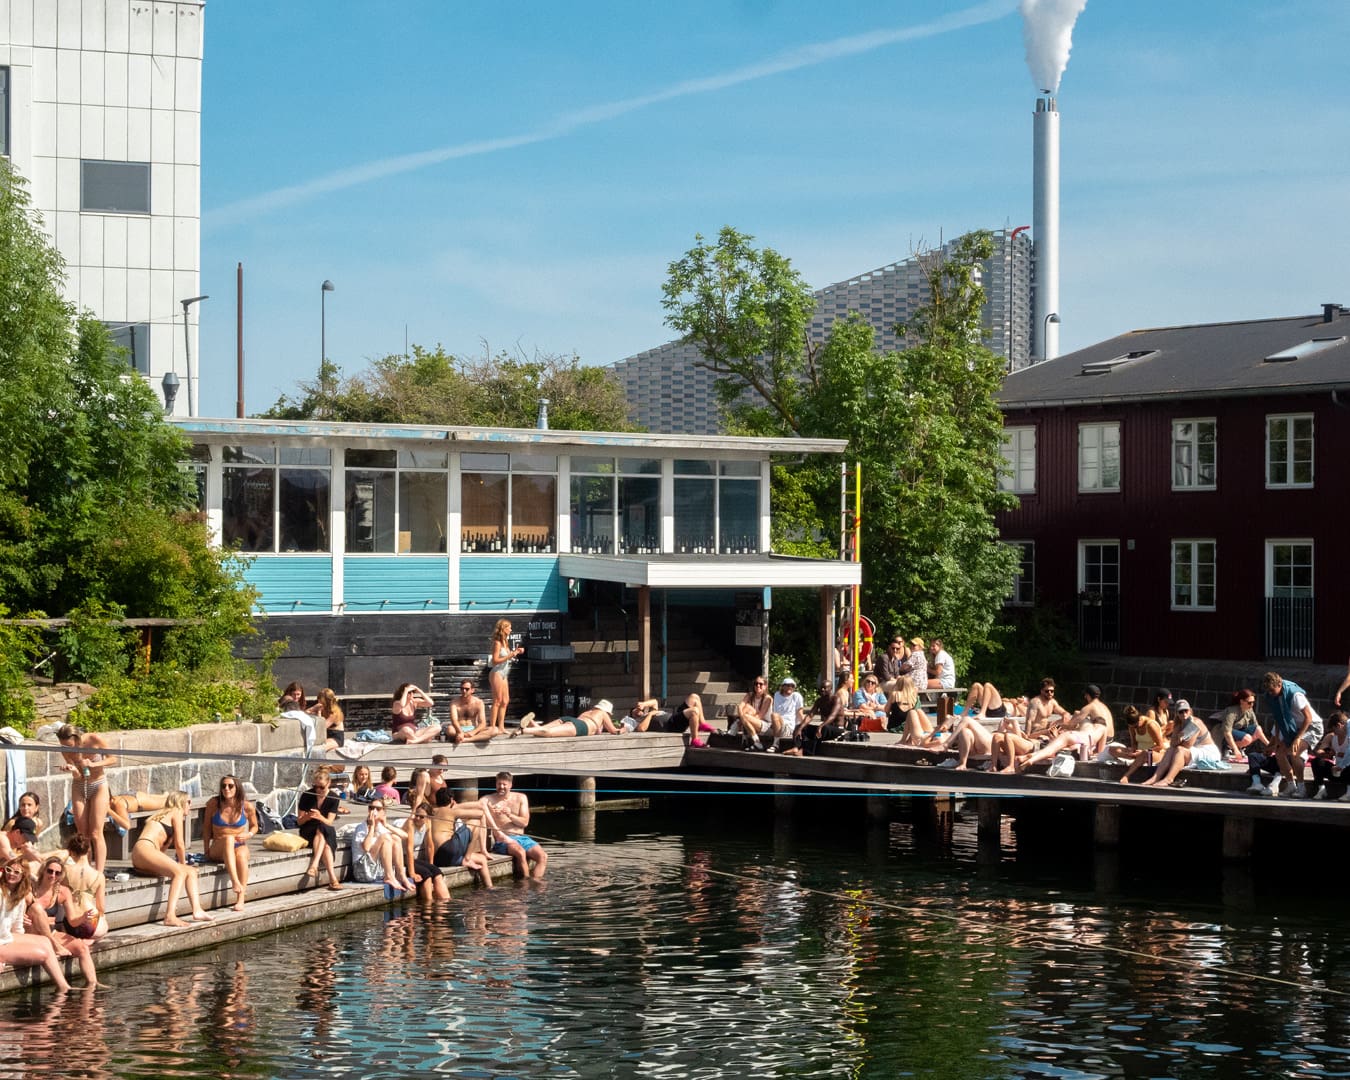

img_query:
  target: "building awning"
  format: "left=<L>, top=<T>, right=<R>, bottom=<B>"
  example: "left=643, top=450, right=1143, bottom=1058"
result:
left=557, top=553, right=861, bottom=589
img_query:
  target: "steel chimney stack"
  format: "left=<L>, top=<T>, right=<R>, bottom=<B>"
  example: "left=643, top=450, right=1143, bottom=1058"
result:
left=1033, top=95, right=1060, bottom=362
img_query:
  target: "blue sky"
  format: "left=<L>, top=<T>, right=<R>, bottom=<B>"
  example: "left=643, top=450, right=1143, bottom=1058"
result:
left=196, top=0, right=1349, bottom=418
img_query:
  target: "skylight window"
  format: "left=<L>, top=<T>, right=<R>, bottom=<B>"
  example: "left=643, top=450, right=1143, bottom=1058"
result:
left=1264, top=337, right=1347, bottom=363
left=1080, top=349, right=1158, bottom=376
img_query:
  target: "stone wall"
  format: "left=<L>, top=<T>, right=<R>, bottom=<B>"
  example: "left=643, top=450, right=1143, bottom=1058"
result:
left=1084, top=656, right=1346, bottom=719
left=29, top=682, right=97, bottom=726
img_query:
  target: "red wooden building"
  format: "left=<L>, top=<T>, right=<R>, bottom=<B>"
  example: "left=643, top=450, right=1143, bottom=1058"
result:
left=996, top=305, right=1350, bottom=664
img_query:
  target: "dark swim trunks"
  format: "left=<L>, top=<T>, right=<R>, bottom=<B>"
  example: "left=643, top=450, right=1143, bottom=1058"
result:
left=433, top=823, right=470, bottom=868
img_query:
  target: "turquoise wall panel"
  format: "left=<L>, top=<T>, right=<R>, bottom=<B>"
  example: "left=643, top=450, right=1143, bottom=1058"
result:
left=244, top=557, right=333, bottom=614
left=344, top=557, right=450, bottom=612
left=460, top=557, right=563, bottom=612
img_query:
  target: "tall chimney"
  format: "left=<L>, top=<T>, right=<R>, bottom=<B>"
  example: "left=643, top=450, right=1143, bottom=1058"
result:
left=1033, top=95, right=1060, bottom=361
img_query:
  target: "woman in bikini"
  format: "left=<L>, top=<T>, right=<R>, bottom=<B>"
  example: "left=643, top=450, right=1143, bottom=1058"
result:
left=297, top=766, right=344, bottom=890
left=128, top=792, right=215, bottom=926
left=107, top=791, right=171, bottom=835
left=30, top=854, right=100, bottom=987
left=391, top=683, right=439, bottom=744
left=488, top=619, right=524, bottom=734
left=1116, top=705, right=1170, bottom=783
left=308, top=688, right=346, bottom=750
left=203, top=774, right=258, bottom=912
left=57, top=723, right=117, bottom=872
left=0, top=856, right=71, bottom=993
left=59, top=834, right=107, bottom=940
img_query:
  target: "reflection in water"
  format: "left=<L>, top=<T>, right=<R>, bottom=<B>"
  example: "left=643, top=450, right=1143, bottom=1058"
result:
left=0, top=807, right=1347, bottom=1078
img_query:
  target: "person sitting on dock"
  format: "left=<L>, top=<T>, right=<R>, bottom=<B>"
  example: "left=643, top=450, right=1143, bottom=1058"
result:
left=1139, top=700, right=1223, bottom=787
left=1015, top=689, right=1111, bottom=772
left=31, top=854, right=101, bottom=986
left=350, top=800, right=418, bottom=893
left=519, top=700, right=622, bottom=738
left=203, top=774, right=259, bottom=912
left=404, top=802, right=449, bottom=901
left=60, top=834, right=107, bottom=941
left=0, top=792, right=43, bottom=873
left=1143, top=689, right=1175, bottom=745
left=904, top=638, right=929, bottom=689
left=484, top=772, right=547, bottom=879
left=1024, top=679, right=1071, bottom=737
left=1212, top=689, right=1267, bottom=764
left=297, top=766, right=344, bottom=891
left=887, top=677, right=927, bottom=740
left=0, top=857, right=72, bottom=993
left=390, top=683, right=440, bottom=745
left=851, top=675, right=887, bottom=724
left=428, top=757, right=450, bottom=798
left=926, top=638, right=956, bottom=690
left=373, top=766, right=401, bottom=803
left=772, top=677, right=806, bottom=742
left=307, top=688, right=345, bottom=751
left=130, top=793, right=215, bottom=926
left=428, top=787, right=498, bottom=889
left=446, top=679, right=496, bottom=744
left=1306, top=711, right=1350, bottom=801
left=794, top=680, right=847, bottom=756
left=731, top=677, right=775, bottom=749
left=874, top=638, right=908, bottom=696
left=1115, top=705, right=1170, bottom=783
left=1261, top=671, right=1324, bottom=799
left=277, top=681, right=307, bottom=713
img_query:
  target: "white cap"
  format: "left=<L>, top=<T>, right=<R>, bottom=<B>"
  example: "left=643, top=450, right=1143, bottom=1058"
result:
left=595, top=699, right=613, bottom=715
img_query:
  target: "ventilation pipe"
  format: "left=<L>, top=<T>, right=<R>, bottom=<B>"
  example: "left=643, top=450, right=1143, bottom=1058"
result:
left=536, top=398, right=550, bottom=430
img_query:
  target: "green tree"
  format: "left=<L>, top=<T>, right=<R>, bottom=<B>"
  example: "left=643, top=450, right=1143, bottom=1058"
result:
left=662, top=228, right=1019, bottom=672
left=0, top=161, right=264, bottom=720
left=263, top=346, right=636, bottom=432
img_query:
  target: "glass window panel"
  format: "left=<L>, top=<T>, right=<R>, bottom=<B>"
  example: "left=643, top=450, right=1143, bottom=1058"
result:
left=674, top=478, right=716, bottom=553
left=618, top=476, right=660, bottom=553
left=511, top=475, right=556, bottom=552
left=346, top=449, right=395, bottom=469
left=570, top=456, right=615, bottom=475
left=103, top=322, right=150, bottom=374
left=570, top=475, right=614, bottom=553
left=674, top=459, right=715, bottom=476
left=345, top=471, right=394, bottom=553
left=461, top=473, right=508, bottom=552
left=188, top=444, right=211, bottom=462
left=720, top=478, right=760, bottom=553
left=460, top=452, right=508, bottom=472
left=720, top=460, right=760, bottom=477
left=81, top=159, right=150, bottom=213
left=280, top=447, right=330, bottom=466
left=223, top=445, right=274, bottom=464
left=280, top=469, right=331, bottom=552
left=398, top=450, right=448, bottom=469
left=399, top=472, right=447, bottom=553
left=510, top=453, right=556, bottom=473
left=619, top=458, right=661, bottom=476
left=222, top=468, right=274, bottom=552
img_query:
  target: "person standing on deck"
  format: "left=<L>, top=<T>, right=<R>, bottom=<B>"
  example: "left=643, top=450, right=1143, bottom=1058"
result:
left=1261, top=671, right=1324, bottom=798
left=1335, top=657, right=1350, bottom=707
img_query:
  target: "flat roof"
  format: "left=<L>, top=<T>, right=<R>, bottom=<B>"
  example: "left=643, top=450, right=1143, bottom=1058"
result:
left=559, top=553, right=861, bottom=589
left=174, top=418, right=849, bottom=457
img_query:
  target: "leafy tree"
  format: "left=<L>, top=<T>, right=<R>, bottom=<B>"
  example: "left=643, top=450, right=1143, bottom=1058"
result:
left=263, top=345, right=637, bottom=432
left=663, top=228, right=1019, bottom=672
left=0, top=161, right=265, bottom=723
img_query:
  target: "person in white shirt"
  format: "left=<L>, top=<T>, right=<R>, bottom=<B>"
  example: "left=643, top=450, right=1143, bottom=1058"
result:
left=926, top=638, right=956, bottom=690
left=771, top=677, right=805, bottom=739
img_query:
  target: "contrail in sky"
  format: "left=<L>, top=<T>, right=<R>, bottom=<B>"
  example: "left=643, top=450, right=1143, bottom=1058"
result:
left=208, top=0, right=1018, bottom=229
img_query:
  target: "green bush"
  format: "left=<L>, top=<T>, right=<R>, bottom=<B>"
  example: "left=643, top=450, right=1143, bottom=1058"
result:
left=968, top=604, right=1087, bottom=699
left=0, top=606, right=40, bottom=730
left=55, top=599, right=136, bottom=683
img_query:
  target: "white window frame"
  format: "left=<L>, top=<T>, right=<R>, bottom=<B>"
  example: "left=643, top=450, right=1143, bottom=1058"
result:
left=1077, top=539, right=1121, bottom=595
left=1265, top=539, right=1314, bottom=598
left=1171, top=539, right=1216, bottom=611
left=999, top=426, right=1036, bottom=494
left=1265, top=414, right=1313, bottom=489
left=1171, top=418, right=1217, bottom=491
left=1077, top=422, right=1120, bottom=493
left=1006, top=541, right=1035, bottom=606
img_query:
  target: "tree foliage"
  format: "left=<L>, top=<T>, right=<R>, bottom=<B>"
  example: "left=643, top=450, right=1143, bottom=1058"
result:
left=663, top=227, right=1019, bottom=672
left=0, top=162, right=265, bottom=725
left=263, top=345, right=637, bottom=432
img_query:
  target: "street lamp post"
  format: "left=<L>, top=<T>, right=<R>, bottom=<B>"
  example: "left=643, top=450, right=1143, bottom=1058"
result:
left=1041, top=311, right=1061, bottom=363
left=180, top=294, right=208, bottom=417
left=320, top=280, right=335, bottom=413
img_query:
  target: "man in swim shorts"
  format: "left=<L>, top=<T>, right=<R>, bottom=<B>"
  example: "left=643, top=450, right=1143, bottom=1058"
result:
left=483, top=771, right=547, bottom=879
left=520, top=701, right=621, bottom=738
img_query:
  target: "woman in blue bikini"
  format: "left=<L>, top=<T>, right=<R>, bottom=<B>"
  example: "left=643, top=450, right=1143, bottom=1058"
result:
left=203, top=775, right=258, bottom=911
left=488, top=619, right=524, bottom=735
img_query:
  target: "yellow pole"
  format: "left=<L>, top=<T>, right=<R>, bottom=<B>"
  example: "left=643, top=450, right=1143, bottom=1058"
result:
left=852, top=461, right=862, bottom=689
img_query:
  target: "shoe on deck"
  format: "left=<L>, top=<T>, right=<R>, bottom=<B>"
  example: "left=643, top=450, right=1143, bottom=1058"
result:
left=689, top=738, right=706, bottom=749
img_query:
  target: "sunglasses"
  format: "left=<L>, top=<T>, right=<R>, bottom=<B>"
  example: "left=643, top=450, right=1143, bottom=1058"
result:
left=221, top=783, right=236, bottom=790
left=461, top=685, right=473, bottom=691
left=45, top=867, right=63, bottom=877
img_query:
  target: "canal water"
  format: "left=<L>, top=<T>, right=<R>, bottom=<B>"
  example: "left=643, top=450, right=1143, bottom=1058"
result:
left=2, top=797, right=1347, bottom=1078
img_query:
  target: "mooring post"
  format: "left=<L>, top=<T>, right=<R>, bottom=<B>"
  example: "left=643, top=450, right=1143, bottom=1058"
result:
left=977, top=797, right=1002, bottom=855
left=1222, top=815, right=1255, bottom=860
left=1093, top=803, right=1121, bottom=848
left=576, top=775, right=597, bottom=810
left=867, top=794, right=889, bottom=826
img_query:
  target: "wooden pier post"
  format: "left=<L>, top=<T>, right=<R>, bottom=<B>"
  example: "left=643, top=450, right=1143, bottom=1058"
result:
left=1222, top=815, right=1255, bottom=860
left=575, top=775, right=597, bottom=810
left=976, top=798, right=1002, bottom=856
left=867, top=794, right=890, bottom=826
left=1093, top=803, right=1121, bottom=848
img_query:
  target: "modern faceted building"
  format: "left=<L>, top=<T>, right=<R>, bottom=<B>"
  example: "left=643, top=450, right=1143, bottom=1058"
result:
left=1, top=0, right=204, bottom=414
left=614, top=228, right=1033, bottom=434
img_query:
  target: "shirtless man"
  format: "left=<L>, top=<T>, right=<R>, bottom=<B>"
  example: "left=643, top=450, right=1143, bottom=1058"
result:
left=483, top=772, right=547, bottom=879
left=427, top=786, right=499, bottom=888
left=1015, top=685, right=1112, bottom=771
left=521, top=700, right=622, bottom=738
left=446, top=680, right=497, bottom=744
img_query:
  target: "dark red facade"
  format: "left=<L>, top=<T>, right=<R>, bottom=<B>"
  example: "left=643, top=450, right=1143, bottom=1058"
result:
left=997, top=390, right=1348, bottom=664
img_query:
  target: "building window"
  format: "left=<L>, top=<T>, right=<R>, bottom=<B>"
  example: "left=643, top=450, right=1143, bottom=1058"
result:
left=222, top=446, right=331, bottom=553
left=1000, top=426, right=1036, bottom=494
left=1077, top=422, right=1120, bottom=492
left=461, top=452, right=556, bottom=553
left=673, top=459, right=762, bottom=554
left=345, top=449, right=450, bottom=554
left=569, top=457, right=661, bottom=554
left=1266, top=414, right=1313, bottom=488
left=1171, top=540, right=1216, bottom=611
left=1172, top=419, right=1216, bottom=490
left=1, top=68, right=9, bottom=158
left=1266, top=540, right=1313, bottom=598
left=182, top=444, right=210, bottom=510
left=1006, top=541, right=1035, bottom=605
left=81, top=160, right=151, bottom=214
left=103, top=322, right=151, bottom=374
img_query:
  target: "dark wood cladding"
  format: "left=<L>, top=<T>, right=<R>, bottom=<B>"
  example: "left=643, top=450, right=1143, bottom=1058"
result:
left=998, top=391, right=1348, bottom=663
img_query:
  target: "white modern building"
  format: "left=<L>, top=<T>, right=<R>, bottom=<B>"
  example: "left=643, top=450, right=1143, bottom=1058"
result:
left=1, top=0, right=204, bottom=414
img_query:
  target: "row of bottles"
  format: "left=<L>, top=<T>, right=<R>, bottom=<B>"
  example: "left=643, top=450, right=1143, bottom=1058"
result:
left=461, top=531, right=557, bottom=553
left=458, top=531, right=760, bottom=554
left=675, top=535, right=759, bottom=554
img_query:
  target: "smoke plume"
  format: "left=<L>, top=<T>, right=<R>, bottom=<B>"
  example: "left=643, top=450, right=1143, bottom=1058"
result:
left=1020, top=0, right=1087, bottom=93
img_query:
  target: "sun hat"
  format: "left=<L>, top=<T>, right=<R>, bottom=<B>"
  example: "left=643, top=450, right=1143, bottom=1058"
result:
left=595, top=699, right=613, bottom=715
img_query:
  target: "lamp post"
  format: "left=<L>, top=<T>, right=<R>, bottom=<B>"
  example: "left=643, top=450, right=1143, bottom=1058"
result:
left=320, top=280, right=335, bottom=414
left=1041, top=311, right=1061, bottom=363
left=180, top=295, right=208, bottom=417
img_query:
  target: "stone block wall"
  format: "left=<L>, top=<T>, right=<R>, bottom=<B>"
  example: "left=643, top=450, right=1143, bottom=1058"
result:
left=1084, top=656, right=1346, bottom=720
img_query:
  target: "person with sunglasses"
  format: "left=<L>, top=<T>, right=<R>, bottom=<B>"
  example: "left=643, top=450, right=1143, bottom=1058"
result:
left=446, top=680, right=498, bottom=744
left=30, top=854, right=101, bottom=987
left=0, top=857, right=72, bottom=992
left=404, top=803, right=449, bottom=900
left=298, top=766, right=344, bottom=891
left=203, top=775, right=258, bottom=912
left=732, top=676, right=775, bottom=750
left=350, top=801, right=417, bottom=893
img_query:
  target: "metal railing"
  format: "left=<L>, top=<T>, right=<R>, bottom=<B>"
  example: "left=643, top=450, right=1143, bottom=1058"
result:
left=1265, top=596, right=1314, bottom=660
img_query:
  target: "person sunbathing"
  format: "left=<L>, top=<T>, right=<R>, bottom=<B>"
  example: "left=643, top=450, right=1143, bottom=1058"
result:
left=1015, top=702, right=1109, bottom=773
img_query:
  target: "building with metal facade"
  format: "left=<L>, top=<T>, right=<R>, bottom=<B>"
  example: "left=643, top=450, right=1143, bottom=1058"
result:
left=614, top=229, right=1033, bottom=434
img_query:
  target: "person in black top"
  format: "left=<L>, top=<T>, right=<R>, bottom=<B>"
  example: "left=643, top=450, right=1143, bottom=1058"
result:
left=297, top=766, right=344, bottom=890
